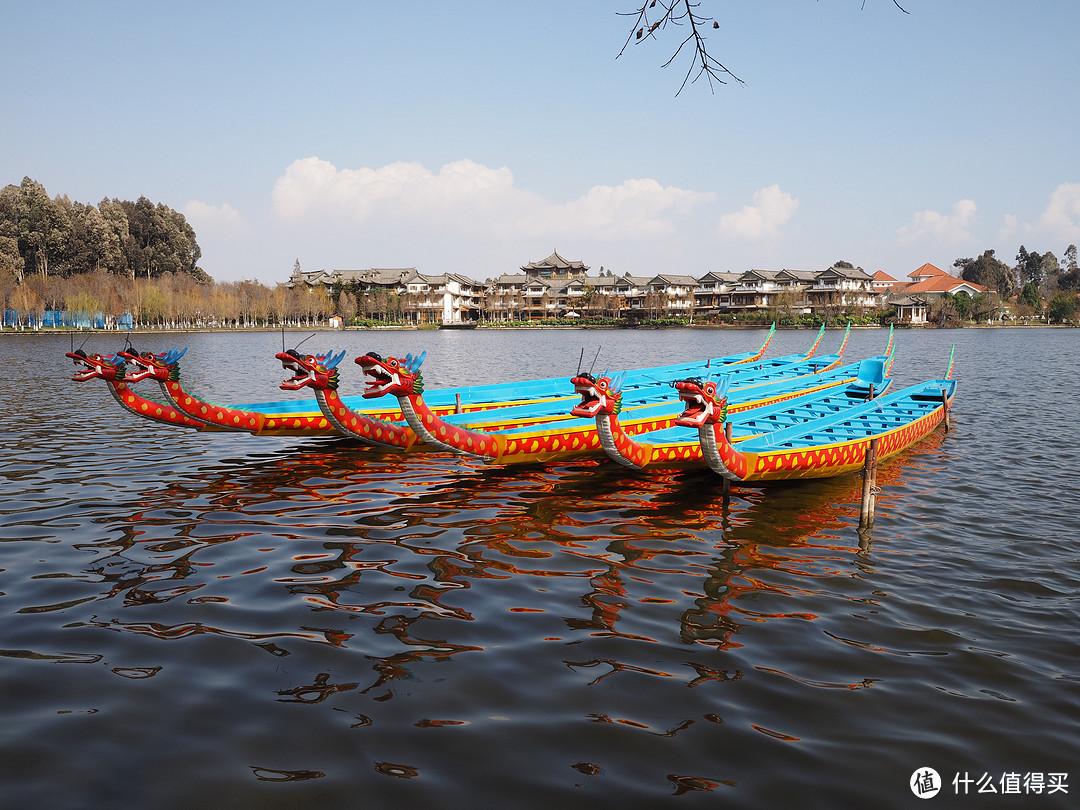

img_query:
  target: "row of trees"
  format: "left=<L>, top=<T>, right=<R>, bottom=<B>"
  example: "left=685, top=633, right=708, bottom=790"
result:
left=0, top=177, right=205, bottom=282
left=6, top=264, right=1078, bottom=331
left=2, top=172, right=1078, bottom=326
left=954, top=245, right=1080, bottom=300
left=2, top=271, right=333, bottom=329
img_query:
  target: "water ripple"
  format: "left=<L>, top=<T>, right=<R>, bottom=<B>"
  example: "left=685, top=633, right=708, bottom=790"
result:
left=1, top=329, right=1078, bottom=808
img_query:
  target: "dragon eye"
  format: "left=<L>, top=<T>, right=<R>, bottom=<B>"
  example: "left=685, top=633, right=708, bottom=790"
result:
left=388, top=359, right=398, bottom=368
left=704, top=382, right=716, bottom=396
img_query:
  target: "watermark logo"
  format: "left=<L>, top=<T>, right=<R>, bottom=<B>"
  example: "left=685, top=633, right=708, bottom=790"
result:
left=910, top=768, right=1069, bottom=799
left=911, top=767, right=942, bottom=799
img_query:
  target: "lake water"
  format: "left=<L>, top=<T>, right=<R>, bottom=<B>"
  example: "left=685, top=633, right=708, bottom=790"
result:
left=1, top=326, right=1077, bottom=809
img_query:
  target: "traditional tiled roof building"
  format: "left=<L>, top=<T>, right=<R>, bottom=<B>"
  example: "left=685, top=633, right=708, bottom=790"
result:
left=288, top=253, right=971, bottom=325
left=520, top=251, right=590, bottom=279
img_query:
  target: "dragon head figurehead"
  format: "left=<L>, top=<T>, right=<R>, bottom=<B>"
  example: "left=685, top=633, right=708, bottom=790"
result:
left=118, top=347, right=187, bottom=384
left=67, top=349, right=127, bottom=382
left=356, top=350, right=426, bottom=399
left=570, top=371, right=626, bottom=418
left=277, top=348, right=346, bottom=391
left=674, top=374, right=731, bottom=429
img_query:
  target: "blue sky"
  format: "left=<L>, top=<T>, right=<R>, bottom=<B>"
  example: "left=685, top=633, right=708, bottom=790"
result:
left=4, top=1, right=1078, bottom=284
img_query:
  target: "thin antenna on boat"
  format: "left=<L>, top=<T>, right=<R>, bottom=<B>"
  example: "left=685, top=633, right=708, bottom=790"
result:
left=577, top=348, right=585, bottom=375
left=294, top=333, right=316, bottom=351
left=588, top=346, right=602, bottom=376
left=281, top=327, right=285, bottom=354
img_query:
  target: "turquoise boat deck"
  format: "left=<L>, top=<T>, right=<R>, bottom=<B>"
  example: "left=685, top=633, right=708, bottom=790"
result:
left=742, top=379, right=956, bottom=451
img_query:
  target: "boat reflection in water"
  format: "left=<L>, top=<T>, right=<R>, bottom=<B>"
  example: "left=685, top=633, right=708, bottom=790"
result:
left=81, top=434, right=938, bottom=704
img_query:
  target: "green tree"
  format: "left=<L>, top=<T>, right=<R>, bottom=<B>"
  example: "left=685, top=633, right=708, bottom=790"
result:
left=0, top=235, right=23, bottom=282
left=1047, top=292, right=1079, bottom=323
left=1039, top=251, right=1061, bottom=298
left=1061, top=245, right=1080, bottom=291
left=954, top=250, right=1016, bottom=297
left=10, top=178, right=70, bottom=278
left=952, top=291, right=973, bottom=320
left=1015, top=245, right=1042, bottom=289
left=1019, top=282, right=1041, bottom=310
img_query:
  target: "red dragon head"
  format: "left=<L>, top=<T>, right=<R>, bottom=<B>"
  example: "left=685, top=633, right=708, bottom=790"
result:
left=674, top=374, right=731, bottom=428
left=570, top=371, right=627, bottom=418
left=117, top=347, right=187, bottom=383
left=356, top=351, right=426, bottom=399
left=277, top=349, right=346, bottom=391
left=67, top=349, right=127, bottom=382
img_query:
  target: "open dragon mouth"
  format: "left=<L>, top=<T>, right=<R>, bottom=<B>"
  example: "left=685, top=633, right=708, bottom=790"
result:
left=358, top=354, right=399, bottom=398
left=673, top=378, right=713, bottom=428
left=276, top=350, right=315, bottom=390
left=570, top=374, right=606, bottom=418
left=117, top=352, right=159, bottom=383
left=67, top=350, right=111, bottom=382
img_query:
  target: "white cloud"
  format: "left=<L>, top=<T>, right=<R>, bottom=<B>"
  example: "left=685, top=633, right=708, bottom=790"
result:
left=184, top=200, right=246, bottom=230
left=271, top=157, right=515, bottom=223
left=270, top=156, right=713, bottom=241
left=997, top=212, right=1019, bottom=243
left=897, top=199, right=977, bottom=245
left=716, top=185, right=799, bottom=241
left=539, top=178, right=715, bottom=238
left=1033, top=183, right=1080, bottom=242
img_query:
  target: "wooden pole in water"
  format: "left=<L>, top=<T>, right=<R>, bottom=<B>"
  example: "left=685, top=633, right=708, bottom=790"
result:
left=455, top=393, right=462, bottom=414
left=859, top=438, right=880, bottom=530
left=722, top=422, right=733, bottom=500
left=941, top=389, right=950, bottom=431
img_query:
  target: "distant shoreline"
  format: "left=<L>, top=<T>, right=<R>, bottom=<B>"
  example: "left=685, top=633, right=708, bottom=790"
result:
left=1, top=322, right=1071, bottom=338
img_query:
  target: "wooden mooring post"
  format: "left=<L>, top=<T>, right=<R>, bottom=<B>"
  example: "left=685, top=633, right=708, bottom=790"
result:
left=941, top=389, right=950, bottom=431
left=722, top=422, right=733, bottom=500
left=455, top=393, right=463, bottom=414
left=859, top=438, right=880, bottom=530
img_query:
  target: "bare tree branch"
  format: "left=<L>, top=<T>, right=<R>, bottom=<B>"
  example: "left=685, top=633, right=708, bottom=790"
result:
left=863, top=0, right=910, bottom=12
left=617, top=0, right=743, bottom=96
left=622, top=1, right=911, bottom=95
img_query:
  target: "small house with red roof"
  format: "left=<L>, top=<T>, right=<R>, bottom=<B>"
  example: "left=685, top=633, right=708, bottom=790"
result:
left=871, top=270, right=898, bottom=292
left=885, top=263, right=988, bottom=324
left=901, top=263, right=986, bottom=296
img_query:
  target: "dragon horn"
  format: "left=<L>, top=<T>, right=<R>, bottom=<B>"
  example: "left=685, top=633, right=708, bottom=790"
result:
left=326, top=349, right=347, bottom=369
left=404, top=351, right=426, bottom=374
left=717, top=374, right=732, bottom=399
left=610, top=371, right=627, bottom=393
left=165, top=347, right=187, bottom=364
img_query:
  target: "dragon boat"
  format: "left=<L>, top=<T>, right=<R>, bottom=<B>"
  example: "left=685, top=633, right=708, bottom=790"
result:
left=274, top=324, right=839, bottom=449
left=353, top=327, right=862, bottom=464
left=70, top=325, right=783, bottom=436
left=686, top=348, right=957, bottom=484
left=266, top=321, right=786, bottom=425
left=65, top=349, right=207, bottom=429
left=572, top=351, right=893, bottom=471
